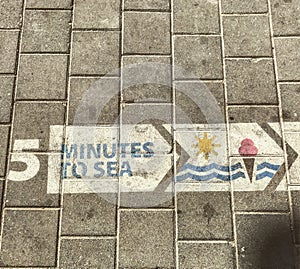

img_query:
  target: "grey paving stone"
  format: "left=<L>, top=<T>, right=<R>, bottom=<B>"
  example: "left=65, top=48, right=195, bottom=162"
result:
left=0, top=0, right=23, bottom=28
left=26, top=0, right=72, bottom=9
left=280, top=83, right=300, bottom=122
left=61, top=194, right=117, bottom=235
left=221, top=0, right=268, bottom=14
left=68, top=77, right=119, bottom=125
left=0, top=31, right=19, bottom=73
left=6, top=154, right=59, bottom=207
left=174, top=0, right=219, bottom=34
left=0, top=126, right=9, bottom=177
left=122, top=56, right=172, bottom=102
left=0, top=210, right=58, bottom=267
left=275, top=38, right=300, bottom=81
left=175, top=81, right=225, bottom=124
left=12, top=103, right=66, bottom=151
left=223, top=16, right=272, bottom=57
left=0, top=76, right=14, bottom=122
left=236, top=214, right=296, bottom=268
left=22, top=10, right=71, bottom=52
left=178, top=242, right=235, bottom=269
left=177, top=192, right=233, bottom=240
left=17, top=55, right=67, bottom=100
left=291, top=191, right=300, bottom=244
left=123, top=12, right=170, bottom=54
left=124, top=0, right=170, bottom=10
left=271, top=0, right=300, bottom=36
left=119, top=210, right=175, bottom=268
left=174, top=36, right=223, bottom=79
left=60, top=238, right=115, bottom=269
left=226, top=59, right=277, bottom=104
left=74, top=0, right=120, bottom=29
left=71, top=31, right=120, bottom=75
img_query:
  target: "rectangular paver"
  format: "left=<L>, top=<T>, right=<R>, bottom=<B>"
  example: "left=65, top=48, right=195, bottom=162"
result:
left=61, top=194, right=117, bottom=236
left=178, top=242, right=235, bottom=269
left=26, top=0, right=72, bottom=9
left=223, top=16, right=272, bottom=57
left=22, top=10, right=71, bottom=52
left=0, top=210, right=59, bottom=267
left=17, top=54, right=68, bottom=100
left=71, top=31, right=120, bottom=75
left=0, top=31, right=19, bottom=73
left=12, top=103, right=66, bottom=151
left=275, top=38, right=300, bottom=81
left=177, top=192, right=233, bottom=240
left=0, top=76, right=14, bottom=122
left=174, top=36, right=223, bottom=79
left=124, top=0, right=170, bottom=10
left=73, top=0, right=120, bottom=29
left=0, top=125, right=9, bottom=177
left=280, top=83, right=300, bottom=123
left=271, top=0, right=300, bottom=36
left=119, top=210, right=175, bottom=268
left=236, top=214, right=296, bottom=268
left=0, top=0, right=23, bottom=28
left=60, top=238, right=115, bottom=268
left=173, top=0, right=219, bottom=34
left=221, top=0, right=268, bottom=14
left=292, top=191, right=300, bottom=244
left=123, top=12, right=170, bottom=54
left=226, top=59, right=277, bottom=104
left=6, top=154, right=59, bottom=207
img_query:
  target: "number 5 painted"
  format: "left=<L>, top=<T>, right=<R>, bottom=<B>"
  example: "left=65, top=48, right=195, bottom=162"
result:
left=8, top=139, right=40, bottom=181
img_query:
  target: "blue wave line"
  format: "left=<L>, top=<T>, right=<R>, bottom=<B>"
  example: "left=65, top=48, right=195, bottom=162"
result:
left=176, top=171, right=245, bottom=182
left=256, top=171, right=275, bottom=181
left=257, top=162, right=280, bottom=171
left=180, top=162, right=243, bottom=173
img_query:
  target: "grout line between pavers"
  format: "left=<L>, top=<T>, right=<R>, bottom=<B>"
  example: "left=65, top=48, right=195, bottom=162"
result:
left=0, top=28, right=20, bottom=32
left=15, top=100, right=67, bottom=103
left=25, top=7, right=72, bottom=11
left=55, top=0, right=75, bottom=267
left=173, top=33, right=220, bottom=36
left=227, top=104, right=279, bottom=108
left=178, top=240, right=233, bottom=244
left=218, top=1, right=239, bottom=268
left=20, top=52, right=69, bottom=55
left=123, top=10, right=171, bottom=13
left=267, top=0, right=297, bottom=246
left=72, top=28, right=120, bottom=32
left=60, top=235, right=116, bottom=240
left=0, top=0, right=27, bottom=252
left=225, top=56, right=273, bottom=60
left=221, top=13, right=268, bottom=16
left=274, top=35, right=300, bottom=39
left=235, top=211, right=290, bottom=215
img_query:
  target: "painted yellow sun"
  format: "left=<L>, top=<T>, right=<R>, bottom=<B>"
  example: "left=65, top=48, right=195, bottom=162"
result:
left=193, top=132, right=221, bottom=160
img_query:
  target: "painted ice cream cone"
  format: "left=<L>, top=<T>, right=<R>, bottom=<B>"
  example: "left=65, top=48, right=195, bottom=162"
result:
left=238, top=138, right=258, bottom=183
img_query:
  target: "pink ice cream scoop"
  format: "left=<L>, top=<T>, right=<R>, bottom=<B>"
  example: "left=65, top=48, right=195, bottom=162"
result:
left=238, top=138, right=258, bottom=156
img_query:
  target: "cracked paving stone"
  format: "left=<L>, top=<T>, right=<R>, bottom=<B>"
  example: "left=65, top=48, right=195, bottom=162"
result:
left=0, top=31, right=19, bottom=73
left=226, top=59, right=277, bottom=105
left=236, top=214, right=296, bottom=268
left=223, top=16, right=272, bottom=57
left=173, top=0, right=219, bottom=34
left=12, top=103, right=66, bottom=151
left=119, top=210, right=175, bottom=268
left=0, top=76, right=14, bottom=122
left=17, top=54, right=68, bottom=100
left=61, top=194, right=117, bottom=236
left=26, top=0, right=72, bottom=9
left=22, top=10, right=71, bottom=52
left=60, top=238, right=115, bottom=269
left=177, top=192, right=233, bottom=240
left=123, top=12, right=170, bottom=54
left=6, top=154, right=59, bottom=207
left=0, top=210, right=59, bottom=267
left=71, top=31, right=120, bottom=75
left=0, top=125, right=9, bottom=177
left=174, top=36, right=222, bottom=79
left=0, top=0, right=23, bottom=28
left=221, top=0, right=268, bottom=14
left=73, top=0, right=120, bottom=29
left=275, top=38, right=300, bottom=81
left=178, top=242, right=235, bottom=269
left=124, top=0, right=170, bottom=10
left=271, top=0, right=300, bottom=36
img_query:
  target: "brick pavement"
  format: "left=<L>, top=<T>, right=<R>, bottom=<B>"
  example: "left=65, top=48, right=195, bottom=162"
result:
left=0, top=0, right=299, bottom=268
